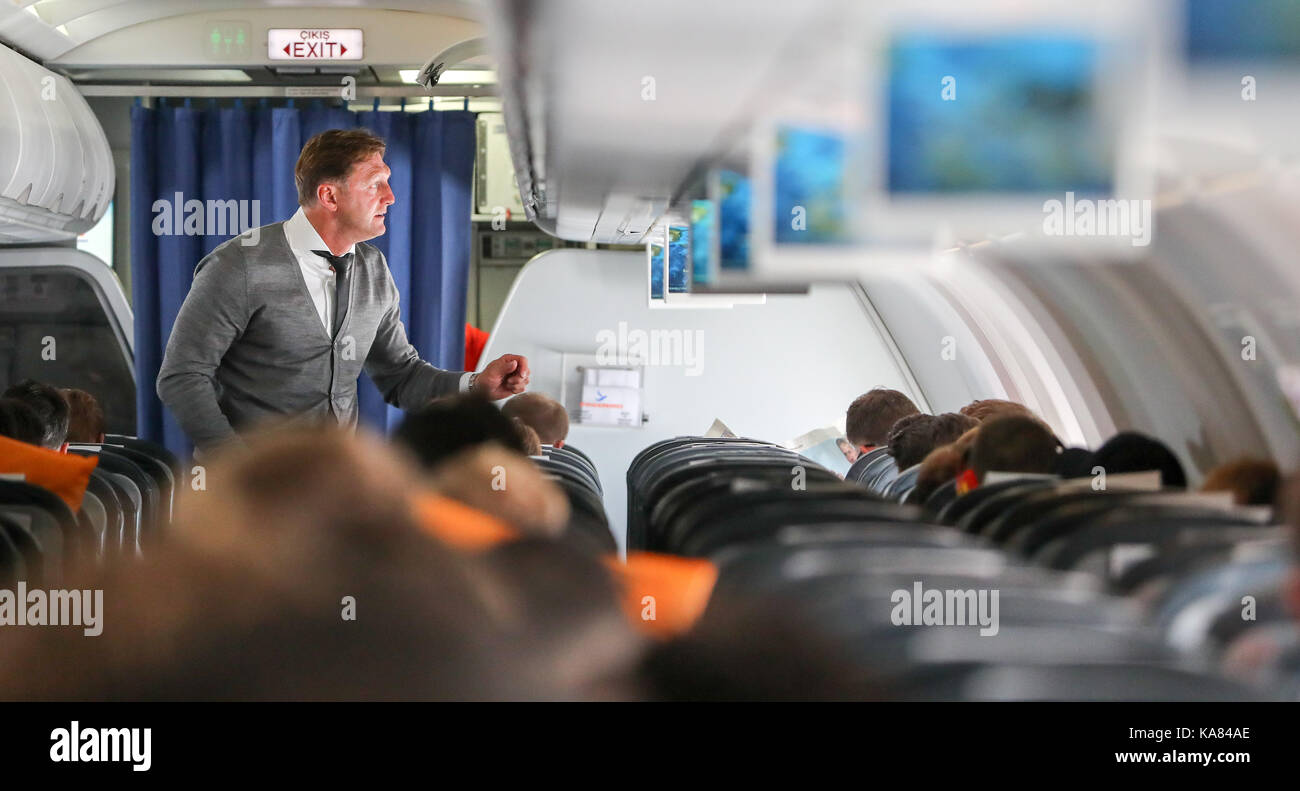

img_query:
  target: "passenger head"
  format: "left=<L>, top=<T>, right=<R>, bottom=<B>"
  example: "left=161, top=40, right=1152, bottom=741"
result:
left=960, top=398, right=1034, bottom=423
left=481, top=538, right=643, bottom=698
left=501, top=392, right=570, bottom=448
left=1053, top=447, right=1095, bottom=479
left=424, top=441, right=570, bottom=538
left=2, top=379, right=69, bottom=449
left=1201, top=457, right=1280, bottom=507
left=911, top=426, right=981, bottom=505
left=912, top=444, right=966, bottom=506
left=0, top=397, right=45, bottom=446
left=177, top=425, right=433, bottom=575
left=511, top=417, right=543, bottom=456
left=60, top=388, right=105, bottom=444
left=640, top=594, right=880, bottom=700
left=886, top=412, right=978, bottom=471
left=836, top=437, right=858, bottom=463
left=295, top=128, right=392, bottom=243
left=968, top=415, right=1060, bottom=483
left=845, top=388, right=920, bottom=452
left=1089, top=431, right=1187, bottom=488
left=0, top=532, right=538, bottom=700
left=393, top=393, right=528, bottom=469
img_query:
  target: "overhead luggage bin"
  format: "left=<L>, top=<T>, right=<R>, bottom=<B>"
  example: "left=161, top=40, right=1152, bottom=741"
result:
left=483, top=0, right=844, bottom=243
left=0, top=42, right=113, bottom=242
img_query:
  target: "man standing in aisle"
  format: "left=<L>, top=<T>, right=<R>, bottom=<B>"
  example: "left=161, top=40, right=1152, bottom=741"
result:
left=158, top=129, right=529, bottom=452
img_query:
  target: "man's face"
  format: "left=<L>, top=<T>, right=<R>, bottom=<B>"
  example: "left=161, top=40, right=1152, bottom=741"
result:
left=334, top=152, right=394, bottom=242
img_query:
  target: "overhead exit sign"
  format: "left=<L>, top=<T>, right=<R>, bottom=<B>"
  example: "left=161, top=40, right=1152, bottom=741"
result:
left=268, top=28, right=363, bottom=60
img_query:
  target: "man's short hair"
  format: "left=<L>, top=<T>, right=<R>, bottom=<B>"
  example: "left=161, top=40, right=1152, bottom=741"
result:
left=1202, top=457, right=1280, bottom=506
left=392, top=394, right=527, bottom=470
left=295, top=128, right=387, bottom=207
left=0, top=397, right=45, bottom=446
left=886, top=412, right=978, bottom=471
left=969, top=415, right=1059, bottom=482
left=1090, top=431, right=1187, bottom=488
left=511, top=417, right=543, bottom=457
left=845, top=388, right=920, bottom=448
left=960, top=398, right=1034, bottom=423
left=2, top=379, right=69, bottom=449
left=61, top=388, right=105, bottom=443
left=501, top=393, right=570, bottom=446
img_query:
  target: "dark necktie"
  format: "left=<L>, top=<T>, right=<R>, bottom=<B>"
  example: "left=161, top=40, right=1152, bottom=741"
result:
left=312, top=250, right=354, bottom=338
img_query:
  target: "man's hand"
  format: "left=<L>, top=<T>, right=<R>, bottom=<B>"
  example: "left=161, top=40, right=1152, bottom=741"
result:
left=474, top=354, right=531, bottom=400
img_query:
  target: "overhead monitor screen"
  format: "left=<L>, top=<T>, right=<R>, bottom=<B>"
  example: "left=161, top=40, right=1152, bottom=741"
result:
left=773, top=125, right=851, bottom=244
left=887, top=33, right=1114, bottom=195
left=716, top=169, right=752, bottom=270
left=667, top=225, right=689, bottom=294
left=1185, top=0, right=1300, bottom=61
left=649, top=241, right=666, bottom=301
left=689, top=199, right=715, bottom=286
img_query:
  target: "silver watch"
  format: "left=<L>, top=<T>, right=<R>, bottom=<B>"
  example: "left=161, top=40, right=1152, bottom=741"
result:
left=467, top=372, right=479, bottom=391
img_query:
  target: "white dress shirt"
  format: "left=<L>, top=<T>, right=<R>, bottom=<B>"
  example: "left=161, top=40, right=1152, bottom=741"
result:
left=282, top=207, right=351, bottom=334
left=281, top=207, right=474, bottom=391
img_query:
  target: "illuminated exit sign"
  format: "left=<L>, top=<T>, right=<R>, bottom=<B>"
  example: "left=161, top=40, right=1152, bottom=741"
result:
left=268, top=28, right=364, bottom=60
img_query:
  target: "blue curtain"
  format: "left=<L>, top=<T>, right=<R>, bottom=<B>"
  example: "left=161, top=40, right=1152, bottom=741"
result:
left=130, top=100, right=475, bottom=459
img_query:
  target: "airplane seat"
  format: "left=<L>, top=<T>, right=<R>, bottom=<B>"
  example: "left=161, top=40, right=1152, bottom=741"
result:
left=530, top=446, right=617, bottom=552
left=1111, top=532, right=1286, bottom=596
left=78, top=489, right=107, bottom=558
left=548, top=443, right=599, bottom=477
left=1206, top=588, right=1289, bottom=656
left=558, top=487, right=618, bottom=555
left=105, top=435, right=184, bottom=517
left=85, top=467, right=128, bottom=557
left=71, top=455, right=141, bottom=556
left=0, top=514, right=25, bottom=581
left=103, top=445, right=173, bottom=533
left=982, top=487, right=1156, bottom=545
left=744, top=522, right=982, bottom=552
left=627, top=439, right=806, bottom=551
left=670, top=492, right=923, bottom=558
left=0, top=511, right=41, bottom=585
left=882, top=463, right=922, bottom=501
left=535, top=454, right=601, bottom=495
left=0, top=479, right=78, bottom=583
left=845, top=447, right=890, bottom=484
left=1153, top=553, right=1293, bottom=651
left=1220, top=622, right=1300, bottom=698
left=863, top=455, right=900, bottom=495
left=1010, top=503, right=1262, bottom=561
left=938, top=478, right=1055, bottom=531
left=1032, top=510, right=1268, bottom=573
left=922, top=479, right=960, bottom=514
left=72, top=447, right=161, bottom=546
left=852, top=626, right=1178, bottom=674
left=647, top=468, right=842, bottom=543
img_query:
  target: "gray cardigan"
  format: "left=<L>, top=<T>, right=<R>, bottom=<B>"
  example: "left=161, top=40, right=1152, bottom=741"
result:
left=156, top=221, right=461, bottom=451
